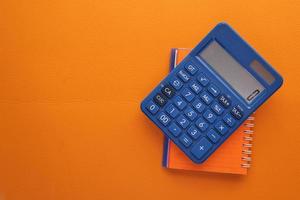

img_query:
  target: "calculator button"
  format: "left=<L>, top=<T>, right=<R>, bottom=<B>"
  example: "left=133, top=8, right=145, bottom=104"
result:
left=185, top=63, right=198, bottom=75
left=168, top=123, right=181, bottom=137
left=207, top=84, right=220, bottom=97
left=176, top=115, right=190, bottom=129
left=166, top=104, right=179, bottom=118
left=146, top=101, right=159, bottom=114
left=214, top=121, right=228, bottom=135
left=192, top=99, right=206, bottom=113
left=223, top=113, right=236, bottom=127
left=153, top=93, right=168, bottom=107
left=203, top=109, right=217, bottom=123
left=207, top=129, right=220, bottom=143
left=184, top=107, right=198, bottom=121
left=231, top=106, right=243, bottom=120
left=195, top=117, right=208, bottom=132
left=173, top=96, right=187, bottom=110
left=197, top=72, right=210, bottom=86
left=169, top=77, right=183, bottom=90
left=178, top=70, right=190, bottom=82
left=200, top=91, right=213, bottom=105
left=211, top=102, right=224, bottom=115
left=157, top=112, right=171, bottom=126
left=191, top=138, right=212, bottom=159
left=161, top=84, right=176, bottom=98
left=189, top=81, right=202, bottom=94
left=218, top=94, right=231, bottom=108
left=181, top=88, right=195, bottom=102
left=179, top=134, right=193, bottom=147
left=187, top=126, right=201, bottom=139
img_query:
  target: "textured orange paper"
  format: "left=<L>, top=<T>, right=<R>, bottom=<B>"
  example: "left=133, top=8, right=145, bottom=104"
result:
left=166, top=49, right=253, bottom=175
left=0, top=1, right=299, bottom=200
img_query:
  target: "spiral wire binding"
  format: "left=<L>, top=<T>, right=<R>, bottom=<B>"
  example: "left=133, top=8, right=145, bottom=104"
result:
left=241, top=115, right=255, bottom=168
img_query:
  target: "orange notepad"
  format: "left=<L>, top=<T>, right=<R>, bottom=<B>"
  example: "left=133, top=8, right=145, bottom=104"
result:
left=162, top=48, right=254, bottom=175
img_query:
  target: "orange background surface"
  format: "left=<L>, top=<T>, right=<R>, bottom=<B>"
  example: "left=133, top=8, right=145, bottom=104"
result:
left=0, top=0, right=300, bottom=199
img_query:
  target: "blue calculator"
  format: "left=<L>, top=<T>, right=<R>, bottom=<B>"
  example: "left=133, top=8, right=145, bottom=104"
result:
left=140, top=23, right=283, bottom=164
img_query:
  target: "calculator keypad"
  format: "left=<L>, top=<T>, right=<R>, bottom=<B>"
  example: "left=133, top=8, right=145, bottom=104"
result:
left=142, top=62, right=245, bottom=163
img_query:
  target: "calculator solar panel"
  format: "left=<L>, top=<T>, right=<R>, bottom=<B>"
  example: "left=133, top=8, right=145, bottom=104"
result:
left=141, top=23, right=283, bottom=164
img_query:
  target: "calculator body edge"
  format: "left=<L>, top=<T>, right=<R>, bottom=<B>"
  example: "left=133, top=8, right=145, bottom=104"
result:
left=140, top=23, right=283, bottom=164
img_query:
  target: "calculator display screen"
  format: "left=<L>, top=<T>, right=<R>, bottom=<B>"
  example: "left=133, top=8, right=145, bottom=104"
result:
left=199, top=41, right=265, bottom=103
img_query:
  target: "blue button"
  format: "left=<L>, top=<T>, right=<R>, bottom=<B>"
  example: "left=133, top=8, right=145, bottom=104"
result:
left=181, top=88, right=195, bottom=102
left=166, top=104, right=179, bottom=118
left=146, top=101, right=159, bottom=114
left=214, top=121, right=228, bottom=135
left=179, top=134, right=192, bottom=147
left=223, top=113, right=236, bottom=127
left=203, top=109, right=217, bottom=123
left=195, top=117, right=208, bottom=132
left=197, top=72, right=209, bottom=86
left=173, top=96, right=187, bottom=110
left=168, top=123, right=181, bottom=137
left=157, top=112, right=171, bottom=126
left=176, top=115, right=190, bottom=129
left=207, top=129, right=220, bottom=143
left=185, top=63, right=198, bottom=75
left=191, top=138, right=212, bottom=159
left=178, top=70, right=190, bottom=82
left=189, top=81, right=202, bottom=94
left=184, top=107, right=198, bottom=121
left=192, top=99, right=206, bottom=113
left=211, top=102, right=224, bottom=115
left=187, top=126, right=201, bottom=139
left=207, top=84, right=220, bottom=97
left=169, top=77, right=183, bottom=90
left=200, top=91, right=213, bottom=105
